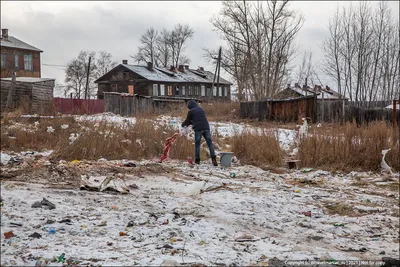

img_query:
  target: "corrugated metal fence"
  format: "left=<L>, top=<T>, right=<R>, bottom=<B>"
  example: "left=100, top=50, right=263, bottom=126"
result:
left=53, top=97, right=104, bottom=115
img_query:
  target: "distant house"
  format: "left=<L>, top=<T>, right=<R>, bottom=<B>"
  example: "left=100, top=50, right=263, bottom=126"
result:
left=94, top=60, right=233, bottom=101
left=0, top=29, right=43, bottom=78
left=274, top=83, right=348, bottom=101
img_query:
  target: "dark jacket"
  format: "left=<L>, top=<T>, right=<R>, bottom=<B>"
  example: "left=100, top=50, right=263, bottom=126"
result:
left=181, top=100, right=210, bottom=131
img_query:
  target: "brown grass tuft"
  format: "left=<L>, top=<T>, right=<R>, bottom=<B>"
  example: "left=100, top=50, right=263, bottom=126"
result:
left=298, top=121, right=400, bottom=172
left=229, top=128, right=283, bottom=167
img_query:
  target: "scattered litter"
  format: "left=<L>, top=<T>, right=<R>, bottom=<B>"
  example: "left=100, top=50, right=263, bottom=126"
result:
left=29, top=232, right=42, bottom=239
left=4, top=231, right=16, bottom=239
left=71, top=159, right=80, bottom=164
left=235, top=234, right=259, bottom=242
left=10, top=222, right=23, bottom=227
left=119, top=232, right=128, bottom=236
left=31, top=198, right=56, bottom=210
left=300, top=168, right=313, bottom=173
left=59, top=219, right=72, bottom=224
left=381, top=148, right=392, bottom=173
left=123, top=162, right=136, bottom=167
left=160, top=259, right=180, bottom=266
left=56, top=253, right=65, bottom=263
left=80, top=175, right=130, bottom=194
left=0, top=153, right=12, bottom=165
left=301, top=211, right=311, bottom=217
left=47, top=227, right=56, bottom=234
left=333, top=223, right=345, bottom=227
left=230, top=171, right=237, bottom=178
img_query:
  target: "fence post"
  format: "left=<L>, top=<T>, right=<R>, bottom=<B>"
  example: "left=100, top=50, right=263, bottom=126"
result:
left=393, top=99, right=397, bottom=128
left=70, top=93, right=73, bottom=114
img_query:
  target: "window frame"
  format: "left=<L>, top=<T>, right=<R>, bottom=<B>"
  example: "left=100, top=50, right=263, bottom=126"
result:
left=160, top=84, right=165, bottom=96
left=24, top=54, right=33, bottom=71
left=153, top=84, right=158, bottom=96
left=14, top=54, right=19, bottom=70
left=213, top=86, right=217, bottom=96
left=182, top=86, right=186, bottom=96
left=201, top=85, right=205, bottom=96
left=1, top=53, right=6, bottom=68
left=167, top=85, right=173, bottom=96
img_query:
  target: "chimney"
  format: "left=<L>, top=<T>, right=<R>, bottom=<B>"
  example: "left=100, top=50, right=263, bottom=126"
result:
left=147, top=62, right=153, bottom=70
left=305, top=77, right=308, bottom=87
left=184, top=65, right=189, bottom=70
left=122, top=59, right=128, bottom=64
left=178, top=65, right=184, bottom=72
left=199, top=67, right=204, bottom=72
left=1, top=29, right=8, bottom=40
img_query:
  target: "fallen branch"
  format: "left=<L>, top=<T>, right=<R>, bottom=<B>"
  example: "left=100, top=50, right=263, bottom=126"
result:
left=200, top=183, right=230, bottom=194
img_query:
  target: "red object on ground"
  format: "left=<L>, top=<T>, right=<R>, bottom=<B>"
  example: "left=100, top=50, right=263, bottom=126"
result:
left=187, top=157, right=193, bottom=164
left=160, top=132, right=179, bottom=162
left=4, top=231, right=16, bottom=239
left=301, top=211, right=311, bottom=217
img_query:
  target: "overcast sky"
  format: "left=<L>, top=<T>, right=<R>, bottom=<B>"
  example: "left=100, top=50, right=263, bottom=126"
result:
left=1, top=1, right=399, bottom=96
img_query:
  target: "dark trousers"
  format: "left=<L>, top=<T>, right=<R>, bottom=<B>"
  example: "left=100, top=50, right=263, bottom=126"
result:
left=194, top=130, right=216, bottom=159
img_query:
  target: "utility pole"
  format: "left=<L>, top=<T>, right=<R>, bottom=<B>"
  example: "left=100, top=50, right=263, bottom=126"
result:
left=84, top=56, right=91, bottom=100
left=210, top=46, right=222, bottom=101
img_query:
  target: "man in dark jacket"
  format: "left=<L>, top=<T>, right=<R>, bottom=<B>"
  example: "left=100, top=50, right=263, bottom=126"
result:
left=181, top=100, right=218, bottom=166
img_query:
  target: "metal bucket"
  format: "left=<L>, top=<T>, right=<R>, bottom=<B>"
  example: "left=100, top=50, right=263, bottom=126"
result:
left=219, top=152, right=233, bottom=167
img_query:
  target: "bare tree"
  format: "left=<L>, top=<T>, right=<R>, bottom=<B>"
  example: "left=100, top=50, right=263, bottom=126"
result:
left=296, top=49, right=315, bottom=86
left=64, top=50, right=97, bottom=99
left=206, top=0, right=303, bottom=100
left=95, top=51, right=118, bottom=80
left=323, top=1, right=399, bottom=102
left=131, top=28, right=159, bottom=65
left=170, top=24, right=194, bottom=67
left=133, top=24, right=194, bottom=68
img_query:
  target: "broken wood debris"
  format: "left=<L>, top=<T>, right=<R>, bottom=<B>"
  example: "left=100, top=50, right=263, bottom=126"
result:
left=200, top=183, right=230, bottom=194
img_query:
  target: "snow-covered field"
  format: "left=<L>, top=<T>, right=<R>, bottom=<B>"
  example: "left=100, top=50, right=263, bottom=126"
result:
left=1, top=113, right=398, bottom=266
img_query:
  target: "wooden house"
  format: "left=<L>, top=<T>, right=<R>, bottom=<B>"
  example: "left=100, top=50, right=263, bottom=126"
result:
left=95, top=60, right=233, bottom=101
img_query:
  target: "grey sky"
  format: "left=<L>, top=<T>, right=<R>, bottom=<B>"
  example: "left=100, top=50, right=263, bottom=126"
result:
left=1, top=1, right=399, bottom=96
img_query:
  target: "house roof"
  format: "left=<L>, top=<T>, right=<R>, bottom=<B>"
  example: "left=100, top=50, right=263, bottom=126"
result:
left=1, top=77, right=54, bottom=83
left=0, top=36, right=43, bottom=52
left=95, top=63, right=233, bottom=85
left=276, top=86, right=348, bottom=100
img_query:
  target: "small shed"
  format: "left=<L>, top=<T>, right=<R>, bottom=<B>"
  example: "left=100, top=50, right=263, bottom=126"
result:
left=1, top=77, right=55, bottom=114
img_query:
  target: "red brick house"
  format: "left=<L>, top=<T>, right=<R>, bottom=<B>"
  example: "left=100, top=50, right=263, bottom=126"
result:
left=0, top=29, right=42, bottom=78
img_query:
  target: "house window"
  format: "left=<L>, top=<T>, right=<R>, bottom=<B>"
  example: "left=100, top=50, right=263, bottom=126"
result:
left=201, top=85, right=205, bottom=96
left=188, top=86, right=192, bottom=96
left=219, top=86, right=222, bottom=96
left=213, top=86, right=217, bottom=96
left=224, top=87, right=228, bottom=97
left=182, top=86, right=186, bottom=96
left=160, top=84, right=165, bottom=96
left=175, top=86, right=180, bottom=96
left=112, top=84, right=118, bottom=91
left=207, top=87, right=211, bottom=96
left=167, top=85, right=172, bottom=96
left=24, top=54, right=33, bottom=71
left=1, top=54, right=6, bottom=68
left=153, top=84, right=158, bottom=96
left=14, top=55, right=19, bottom=69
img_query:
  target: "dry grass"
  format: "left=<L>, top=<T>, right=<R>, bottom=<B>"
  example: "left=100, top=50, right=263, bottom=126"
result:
left=298, top=121, right=400, bottom=172
left=324, top=202, right=357, bottom=217
left=229, top=129, right=283, bottom=167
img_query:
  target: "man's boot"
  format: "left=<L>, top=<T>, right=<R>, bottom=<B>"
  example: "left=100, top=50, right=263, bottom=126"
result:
left=211, top=156, right=218, bottom=166
left=195, top=158, right=200, bottom=164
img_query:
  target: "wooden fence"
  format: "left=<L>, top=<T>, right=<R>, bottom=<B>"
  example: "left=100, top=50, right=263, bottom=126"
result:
left=240, top=96, right=316, bottom=124
left=241, top=97, right=399, bottom=125
left=103, top=93, right=197, bottom=117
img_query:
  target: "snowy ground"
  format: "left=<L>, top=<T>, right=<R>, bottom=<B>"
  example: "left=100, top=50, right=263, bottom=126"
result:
left=2, top=113, right=398, bottom=266
left=1, top=155, right=399, bottom=266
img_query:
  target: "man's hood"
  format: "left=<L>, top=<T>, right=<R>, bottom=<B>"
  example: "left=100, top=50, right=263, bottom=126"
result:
left=187, top=100, right=198, bottom=109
